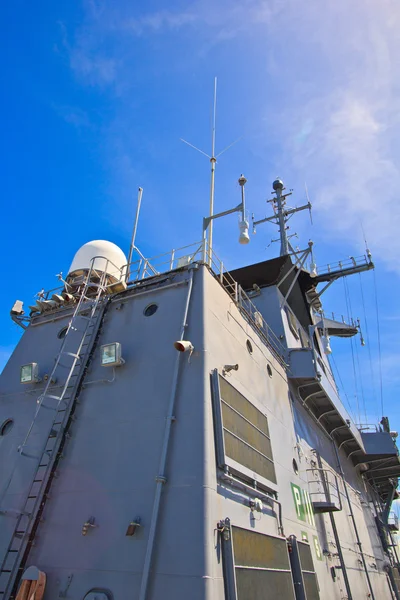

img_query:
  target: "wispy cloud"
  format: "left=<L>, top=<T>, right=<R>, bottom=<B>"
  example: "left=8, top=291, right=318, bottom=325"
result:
left=52, top=104, right=92, bottom=129
left=57, top=0, right=400, bottom=270
left=260, top=0, right=400, bottom=271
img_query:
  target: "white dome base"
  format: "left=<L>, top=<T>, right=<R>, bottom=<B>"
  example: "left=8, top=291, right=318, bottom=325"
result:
left=68, top=240, right=127, bottom=282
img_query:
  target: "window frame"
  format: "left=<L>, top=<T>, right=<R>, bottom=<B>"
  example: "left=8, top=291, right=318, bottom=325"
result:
left=211, top=369, right=278, bottom=493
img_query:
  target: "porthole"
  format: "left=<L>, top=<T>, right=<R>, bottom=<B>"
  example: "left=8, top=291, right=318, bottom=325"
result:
left=58, top=326, right=68, bottom=339
left=267, top=364, right=273, bottom=378
left=0, top=419, right=14, bottom=436
left=246, top=339, right=253, bottom=355
left=292, top=458, right=299, bottom=475
left=83, top=590, right=113, bottom=600
left=143, top=303, right=158, bottom=317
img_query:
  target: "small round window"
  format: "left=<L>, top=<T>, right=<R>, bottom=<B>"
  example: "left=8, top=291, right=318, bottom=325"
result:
left=267, top=364, right=273, bottom=378
left=58, top=326, right=68, bottom=339
left=292, top=458, right=299, bottom=475
left=0, top=419, right=14, bottom=436
left=144, top=304, right=158, bottom=317
left=246, top=340, right=253, bottom=355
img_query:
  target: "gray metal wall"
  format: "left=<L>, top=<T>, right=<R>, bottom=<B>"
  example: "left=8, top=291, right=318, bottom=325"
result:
left=0, top=264, right=395, bottom=599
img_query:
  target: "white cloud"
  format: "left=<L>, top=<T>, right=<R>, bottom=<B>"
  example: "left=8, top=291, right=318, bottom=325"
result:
left=58, top=0, right=400, bottom=270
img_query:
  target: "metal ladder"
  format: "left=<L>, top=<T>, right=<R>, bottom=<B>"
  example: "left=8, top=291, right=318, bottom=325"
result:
left=0, top=261, right=110, bottom=599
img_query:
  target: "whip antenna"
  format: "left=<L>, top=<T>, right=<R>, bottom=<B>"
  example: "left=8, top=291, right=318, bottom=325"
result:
left=180, top=77, right=242, bottom=264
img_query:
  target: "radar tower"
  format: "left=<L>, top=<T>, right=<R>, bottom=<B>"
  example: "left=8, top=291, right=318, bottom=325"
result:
left=253, top=178, right=312, bottom=257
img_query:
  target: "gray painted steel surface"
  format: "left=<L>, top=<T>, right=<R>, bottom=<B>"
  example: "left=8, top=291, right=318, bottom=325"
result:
left=0, top=260, right=399, bottom=599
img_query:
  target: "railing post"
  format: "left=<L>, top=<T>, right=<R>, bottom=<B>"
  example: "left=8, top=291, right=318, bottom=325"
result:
left=142, top=260, right=148, bottom=280
left=170, top=250, right=175, bottom=270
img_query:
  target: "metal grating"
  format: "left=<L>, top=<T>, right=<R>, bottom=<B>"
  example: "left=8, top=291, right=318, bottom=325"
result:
left=219, top=376, right=276, bottom=484
left=232, top=527, right=295, bottom=600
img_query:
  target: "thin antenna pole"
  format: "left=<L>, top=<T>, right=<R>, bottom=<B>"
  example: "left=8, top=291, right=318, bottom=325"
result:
left=274, top=180, right=289, bottom=256
left=208, top=77, right=217, bottom=265
left=126, top=187, right=143, bottom=281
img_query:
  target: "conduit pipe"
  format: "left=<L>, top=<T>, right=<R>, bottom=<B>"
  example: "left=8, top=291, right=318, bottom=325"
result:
left=331, top=441, right=376, bottom=600
left=220, top=472, right=284, bottom=536
left=138, top=268, right=194, bottom=600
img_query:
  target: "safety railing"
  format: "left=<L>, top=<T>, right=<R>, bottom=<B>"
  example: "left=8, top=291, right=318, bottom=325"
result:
left=314, top=254, right=372, bottom=277
left=127, top=241, right=287, bottom=367
left=32, top=241, right=288, bottom=367
left=126, top=241, right=287, bottom=366
left=307, top=466, right=342, bottom=512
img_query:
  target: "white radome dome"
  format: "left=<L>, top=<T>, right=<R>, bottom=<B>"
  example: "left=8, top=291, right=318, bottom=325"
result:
left=68, top=240, right=127, bottom=281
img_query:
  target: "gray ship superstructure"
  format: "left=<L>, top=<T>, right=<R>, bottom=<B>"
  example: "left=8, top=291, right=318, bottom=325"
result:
left=1, top=177, right=400, bottom=600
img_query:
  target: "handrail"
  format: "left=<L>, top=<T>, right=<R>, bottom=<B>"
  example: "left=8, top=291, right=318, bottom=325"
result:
left=33, top=242, right=288, bottom=367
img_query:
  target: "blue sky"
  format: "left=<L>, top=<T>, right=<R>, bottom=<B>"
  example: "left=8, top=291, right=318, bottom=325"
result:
left=1, top=0, right=400, bottom=434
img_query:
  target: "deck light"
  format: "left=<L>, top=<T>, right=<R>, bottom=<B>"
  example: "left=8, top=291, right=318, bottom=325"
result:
left=20, top=363, right=40, bottom=384
left=100, top=342, right=124, bottom=367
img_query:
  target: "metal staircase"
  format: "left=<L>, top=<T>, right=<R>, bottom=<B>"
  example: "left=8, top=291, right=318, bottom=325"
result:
left=0, top=261, right=110, bottom=599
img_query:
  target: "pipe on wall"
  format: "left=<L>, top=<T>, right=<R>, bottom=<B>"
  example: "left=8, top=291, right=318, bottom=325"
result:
left=138, top=268, right=194, bottom=600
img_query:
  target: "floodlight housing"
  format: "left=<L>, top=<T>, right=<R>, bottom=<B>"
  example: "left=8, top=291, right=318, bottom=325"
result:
left=100, top=342, right=124, bottom=367
left=20, top=363, right=40, bottom=384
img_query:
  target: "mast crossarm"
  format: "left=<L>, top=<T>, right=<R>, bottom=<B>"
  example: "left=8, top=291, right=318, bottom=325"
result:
left=313, top=257, right=374, bottom=284
left=253, top=214, right=278, bottom=227
left=284, top=202, right=311, bottom=217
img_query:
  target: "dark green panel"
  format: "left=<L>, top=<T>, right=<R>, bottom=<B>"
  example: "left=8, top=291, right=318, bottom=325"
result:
left=224, top=431, right=277, bottom=482
left=298, top=541, right=315, bottom=573
left=221, top=402, right=273, bottom=459
left=303, top=573, right=320, bottom=600
left=235, top=568, right=295, bottom=600
left=219, top=376, right=270, bottom=437
left=232, top=528, right=290, bottom=570
left=219, top=375, right=276, bottom=482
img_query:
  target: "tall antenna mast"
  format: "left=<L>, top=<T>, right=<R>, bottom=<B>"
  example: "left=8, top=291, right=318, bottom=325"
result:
left=181, top=77, right=241, bottom=264
left=209, top=77, right=217, bottom=261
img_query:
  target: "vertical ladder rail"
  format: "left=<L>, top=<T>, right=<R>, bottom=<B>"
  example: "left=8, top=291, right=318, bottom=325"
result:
left=0, top=258, right=110, bottom=599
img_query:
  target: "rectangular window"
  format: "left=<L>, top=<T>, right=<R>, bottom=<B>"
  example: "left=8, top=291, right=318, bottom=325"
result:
left=285, top=306, right=300, bottom=340
left=211, top=371, right=276, bottom=485
left=299, top=326, right=310, bottom=348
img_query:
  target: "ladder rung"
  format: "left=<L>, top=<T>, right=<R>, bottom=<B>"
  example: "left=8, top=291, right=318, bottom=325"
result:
left=43, top=394, right=61, bottom=402
left=62, top=351, right=80, bottom=359
left=20, top=451, right=40, bottom=459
